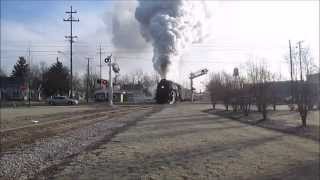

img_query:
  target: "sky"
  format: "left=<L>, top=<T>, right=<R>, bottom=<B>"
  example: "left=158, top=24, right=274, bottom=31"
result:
left=1, top=0, right=319, bottom=92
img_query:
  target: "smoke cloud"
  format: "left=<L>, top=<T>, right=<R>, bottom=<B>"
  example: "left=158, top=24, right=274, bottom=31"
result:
left=112, top=1, right=149, bottom=50
left=135, top=0, right=215, bottom=79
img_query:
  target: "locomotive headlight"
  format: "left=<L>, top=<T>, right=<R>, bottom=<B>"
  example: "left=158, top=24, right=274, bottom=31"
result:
left=161, top=86, right=164, bottom=89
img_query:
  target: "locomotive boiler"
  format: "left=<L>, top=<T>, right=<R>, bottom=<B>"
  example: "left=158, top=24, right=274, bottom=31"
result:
left=155, top=79, right=192, bottom=104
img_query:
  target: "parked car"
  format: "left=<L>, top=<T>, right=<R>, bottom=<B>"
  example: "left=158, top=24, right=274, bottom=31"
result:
left=47, top=96, right=79, bottom=105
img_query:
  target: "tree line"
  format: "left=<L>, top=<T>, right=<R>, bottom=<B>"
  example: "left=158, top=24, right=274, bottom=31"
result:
left=207, top=51, right=318, bottom=127
left=1, top=57, right=71, bottom=98
left=1, top=56, right=160, bottom=100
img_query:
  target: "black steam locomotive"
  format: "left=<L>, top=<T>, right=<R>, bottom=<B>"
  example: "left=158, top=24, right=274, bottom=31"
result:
left=155, top=79, right=192, bottom=104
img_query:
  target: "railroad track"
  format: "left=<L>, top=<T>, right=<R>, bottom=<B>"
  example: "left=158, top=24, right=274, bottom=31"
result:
left=0, top=106, right=153, bottom=152
left=2, top=105, right=150, bottom=130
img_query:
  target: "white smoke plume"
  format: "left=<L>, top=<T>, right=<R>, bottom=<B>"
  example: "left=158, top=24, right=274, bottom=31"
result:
left=135, top=0, right=215, bottom=79
left=112, top=1, right=149, bottom=50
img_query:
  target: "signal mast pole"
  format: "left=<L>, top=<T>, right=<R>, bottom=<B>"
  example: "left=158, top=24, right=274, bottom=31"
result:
left=64, top=6, right=79, bottom=98
left=189, top=68, right=208, bottom=102
left=105, top=55, right=113, bottom=106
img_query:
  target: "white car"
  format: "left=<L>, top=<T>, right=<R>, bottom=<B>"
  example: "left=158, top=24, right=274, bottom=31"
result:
left=48, top=96, right=79, bottom=105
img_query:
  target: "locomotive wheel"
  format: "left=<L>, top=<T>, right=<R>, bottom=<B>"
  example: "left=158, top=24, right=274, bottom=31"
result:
left=169, top=91, right=176, bottom=104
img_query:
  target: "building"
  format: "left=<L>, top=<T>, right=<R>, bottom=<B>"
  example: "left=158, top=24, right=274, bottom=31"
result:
left=307, top=73, right=320, bottom=84
left=243, top=80, right=315, bottom=104
left=0, top=77, right=28, bottom=101
left=94, top=83, right=154, bottom=103
left=120, top=83, right=153, bottom=103
left=307, top=73, right=320, bottom=107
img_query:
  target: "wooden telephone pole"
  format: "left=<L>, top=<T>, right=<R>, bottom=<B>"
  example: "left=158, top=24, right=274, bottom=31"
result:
left=289, top=40, right=294, bottom=107
left=97, top=44, right=105, bottom=88
left=86, top=57, right=92, bottom=103
left=64, top=6, right=79, bottom=98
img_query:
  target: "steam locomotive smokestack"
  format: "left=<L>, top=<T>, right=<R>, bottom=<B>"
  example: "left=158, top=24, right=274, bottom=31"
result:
left=135, top=0, right=214, bottom=79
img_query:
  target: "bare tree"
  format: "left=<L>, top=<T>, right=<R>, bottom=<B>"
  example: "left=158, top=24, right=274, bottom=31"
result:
left=118, top=70, right=160, bottom=97
left=234, top=77, right=252, bottom=116
left=246, top=59, right=274, bottom=120
left=207, top=73, right=223, bottom=110
left=83, top=73, right=99, bottom=99
left=118, top=74, right=131, bottom=84
left=296, top=82, right=313, bottom=127
left=207, top=72, right=233, bottom=111
left=222, top=72, right=234, bottom=111
left=294, top=45, right=317, bottom=127
left=29, top=65, right=43, bottom=100
left=269, top=73, right=282, bottom=111
left=131, top=69, right=144, bottom=84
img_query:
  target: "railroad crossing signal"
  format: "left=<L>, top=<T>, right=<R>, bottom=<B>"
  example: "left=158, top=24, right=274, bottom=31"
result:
left=104, top=54, right=112, bottom=63
left=104, top=53, right=114, bottom=106
left=97, top=79, right=108, bottom=85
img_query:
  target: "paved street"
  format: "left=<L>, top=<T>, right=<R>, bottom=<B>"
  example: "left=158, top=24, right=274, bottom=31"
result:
left=42, top=104, right=319, bottom=180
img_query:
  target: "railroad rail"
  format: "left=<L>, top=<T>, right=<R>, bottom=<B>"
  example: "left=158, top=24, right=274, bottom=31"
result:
left=0, top=105, right=153, bottom=151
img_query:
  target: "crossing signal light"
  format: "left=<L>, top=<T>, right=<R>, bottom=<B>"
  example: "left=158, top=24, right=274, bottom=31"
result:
left=97, top=79, right=108, bottom=85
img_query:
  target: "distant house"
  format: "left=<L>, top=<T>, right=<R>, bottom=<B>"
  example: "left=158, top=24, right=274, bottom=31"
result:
left=307, top=73, right=320, bottom=106
left=307, top=73, right=320, bottom=84
left=120, top=83, right=152, bottom=103
left=0, top=77, right=28, bottom=101
left=94, top=83, right=156, bottom=103
left=242, top=80, right=310, bottom=104
left=94, top=89, right=125, bottom=102
left=254, top=79, right=318, bottom=105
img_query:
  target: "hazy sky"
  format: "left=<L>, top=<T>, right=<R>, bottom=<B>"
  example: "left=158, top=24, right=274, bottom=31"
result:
left=1, top=0, right=319, bottom=91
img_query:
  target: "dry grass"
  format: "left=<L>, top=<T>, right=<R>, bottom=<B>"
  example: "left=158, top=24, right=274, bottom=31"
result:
left=46, top=104, right=319, bottom=180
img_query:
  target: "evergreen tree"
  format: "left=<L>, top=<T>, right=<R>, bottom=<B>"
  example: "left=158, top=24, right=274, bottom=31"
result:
left=42, top=60, right=70, bottom=96
left=11, top=56, right=29, bottom=81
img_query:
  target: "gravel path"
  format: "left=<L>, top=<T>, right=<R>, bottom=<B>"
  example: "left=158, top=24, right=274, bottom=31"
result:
left=43, top=103, right=319, bottom=180
left=0, top=106, right=158, bottom=180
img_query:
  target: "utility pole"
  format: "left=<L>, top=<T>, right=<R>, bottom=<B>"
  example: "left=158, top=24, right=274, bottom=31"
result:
left=64, top=6, right=79, bottom=98
left=98, top=44, right=105, bottom=88
left=86, top=57, right=92, bottom=103
left=289, top=40, right=294, bottom=106
left=298, top=41, right=303, bottom=82
left=190, top=77, right=193, bottom=102
left=28, top=45, right=31, bottom=107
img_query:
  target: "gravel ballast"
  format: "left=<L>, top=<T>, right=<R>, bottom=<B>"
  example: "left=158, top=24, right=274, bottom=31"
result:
left=0, top=107, right=158, bottom=180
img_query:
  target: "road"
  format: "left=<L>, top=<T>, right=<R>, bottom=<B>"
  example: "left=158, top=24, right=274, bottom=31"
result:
left=39, top=103, right=319, bottom=180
